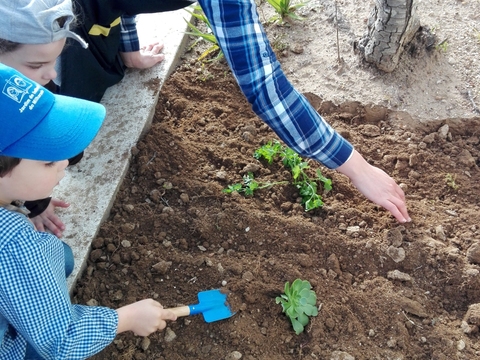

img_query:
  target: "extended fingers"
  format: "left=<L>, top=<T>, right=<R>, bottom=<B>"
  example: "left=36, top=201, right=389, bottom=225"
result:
left=50, top=198, right=70, bottom=208
left=381, top=188, right=410, bottom=223
left=142, top=42, right=164, bottom=55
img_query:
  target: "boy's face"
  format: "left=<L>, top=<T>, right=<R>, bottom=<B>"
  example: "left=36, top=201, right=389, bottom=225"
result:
left=0, top=159, right=68, bottom=204
left=0, top=39, right=66, bottom=86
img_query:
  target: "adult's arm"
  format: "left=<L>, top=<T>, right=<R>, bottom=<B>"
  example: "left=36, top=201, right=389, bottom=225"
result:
left=197, top=0, right=410, bottom=222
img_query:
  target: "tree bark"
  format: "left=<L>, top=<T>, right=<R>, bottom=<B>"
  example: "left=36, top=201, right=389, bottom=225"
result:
left=357, top=0, right=420, bottom=72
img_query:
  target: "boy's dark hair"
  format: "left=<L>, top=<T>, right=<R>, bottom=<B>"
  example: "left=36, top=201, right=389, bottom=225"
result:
left=0, top=156, right=21, bottom=177
left=0, top=39, right=21, bottom=55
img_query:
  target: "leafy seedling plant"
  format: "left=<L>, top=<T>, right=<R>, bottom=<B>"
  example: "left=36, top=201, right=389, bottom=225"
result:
left=184, top=5, right=223, bottom=62
left=253, top=140, right=332, bottom=211
left=445, top=173, right=459, bottom=190
left=276, top=279, right=318, bottom=335
left=223, top=172, right=288, bottom=196
left=266, top=0, right=307, bottom=25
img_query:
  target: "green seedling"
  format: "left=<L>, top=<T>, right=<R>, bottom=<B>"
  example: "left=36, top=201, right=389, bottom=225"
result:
left=280, top=147, right=330, bottom=211
left=435, top=38, right=449, bottom=52
left=276, top=279, right=318, bottom=335
left=254, top=140, right=332, bottom=211
left=225, top=141, right=332, bottom=211
left=222, top=172, right=288, bottom=196
left=445, top=173, right=459, bottom=190
left=184, top=6, right=223, bottom=62
left=253, top=140, right=283, bottom=164
left=266, top=0, right=307, bottom=25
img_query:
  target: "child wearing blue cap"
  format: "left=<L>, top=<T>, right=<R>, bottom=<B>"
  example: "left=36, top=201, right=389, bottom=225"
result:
left=0, top=64, right=176, bottom=359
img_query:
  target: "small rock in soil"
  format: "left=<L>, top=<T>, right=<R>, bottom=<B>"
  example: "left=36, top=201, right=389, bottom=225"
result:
left=152, top=260, right=172, bottom=274
left=164, top=327, right=177, bottom=342
left=386, top=227, right=403, bottom=247
left=140, top=337, right=150, bottom=351
left=397, top=297, right=428, bottom=318
left=225, top=351, right=242, bottom=360
left=464, top=303, right=480, bottom=326
left=241, top=163, right=260, bottom=173
left=435, top=225, right=446, bottom=241
left=120, top=223, right=135, bottom=233
left=89, top=249, right=103, bottom=262
left=330, top=350, right=355, bottom=360
left=387, top=270, right=412, bottom=282
left=180, top=193, right=189, bottom=203
left=346, top=226, right=359, bottom=237
left=242, top=271, right=254, bottom=282
left=386, top=246, right=406, bottom=263
left=86, top=299, right=98, bottom=306
left=327, top=253, right=342, bottom=275
left=466, top=243, right=480, bottom=264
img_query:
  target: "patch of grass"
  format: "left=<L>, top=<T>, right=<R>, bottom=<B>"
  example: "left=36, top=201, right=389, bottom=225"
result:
left=184, top=5, right=223, bottom=62
left=266, top=0, right=307, bottom=25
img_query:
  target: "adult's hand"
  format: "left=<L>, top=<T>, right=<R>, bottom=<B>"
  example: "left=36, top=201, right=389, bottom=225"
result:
left=336, top=150, right=411, bottom=223
left=30, top=198, right=69, bottom=237
left=120, top=42, right=165, bottom=69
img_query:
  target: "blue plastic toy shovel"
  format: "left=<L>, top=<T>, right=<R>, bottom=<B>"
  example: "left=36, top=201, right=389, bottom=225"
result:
left=169, top=289, right=235, bottom=323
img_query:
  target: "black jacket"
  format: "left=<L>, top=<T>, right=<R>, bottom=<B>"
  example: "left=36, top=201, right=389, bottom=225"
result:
left=60, top=0, right=195, bottom=102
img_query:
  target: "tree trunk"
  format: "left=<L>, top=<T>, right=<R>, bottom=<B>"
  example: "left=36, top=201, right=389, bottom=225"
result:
left=357, top=0, right=420, bottom=72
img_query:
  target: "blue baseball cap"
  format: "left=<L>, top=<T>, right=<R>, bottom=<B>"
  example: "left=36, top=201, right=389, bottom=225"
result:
left=0, top=64, right=105, bottom=161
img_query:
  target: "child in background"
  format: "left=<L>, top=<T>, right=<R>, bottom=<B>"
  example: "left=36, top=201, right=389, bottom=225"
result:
left=119, top=14, right=166, bottom=69
left=0, top=64, right=176, bottom=359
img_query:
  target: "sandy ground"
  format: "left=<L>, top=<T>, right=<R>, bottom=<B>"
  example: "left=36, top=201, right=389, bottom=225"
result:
left=262, top=0, right=479, bottom=122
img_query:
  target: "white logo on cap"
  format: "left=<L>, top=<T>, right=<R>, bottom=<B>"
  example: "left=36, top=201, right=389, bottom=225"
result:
left=2, top=75, right=43, bottom=113
left=2, top=75, right=33, bottom=103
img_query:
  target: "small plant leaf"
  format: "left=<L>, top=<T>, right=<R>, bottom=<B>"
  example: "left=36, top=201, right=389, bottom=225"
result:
left=291, top=318, right=305, bottom=335
left=302, top=304, right=318, bottom=317
left=297, top=312, right=309, bottom=327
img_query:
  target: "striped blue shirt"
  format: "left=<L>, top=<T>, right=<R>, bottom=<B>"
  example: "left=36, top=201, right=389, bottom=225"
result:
left=197, top=0, right=354, bottom=168
left=0, top=208, right=118, bottom=359
left=120, top=15, right=139, bottom=53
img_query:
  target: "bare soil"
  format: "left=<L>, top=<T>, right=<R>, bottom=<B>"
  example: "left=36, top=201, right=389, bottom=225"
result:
left=75, top=1, right=480, bottom=359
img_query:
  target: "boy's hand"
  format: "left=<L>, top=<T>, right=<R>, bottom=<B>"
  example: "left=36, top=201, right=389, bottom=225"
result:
left=116, top=299, right=177, bottom=336
left=30, top=198, right=69, bottom=237
left=120, top=42, right=165, bottom=69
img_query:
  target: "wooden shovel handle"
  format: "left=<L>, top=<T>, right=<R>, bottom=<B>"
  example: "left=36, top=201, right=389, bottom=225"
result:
left=168, top=306, right=191, bottom=318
